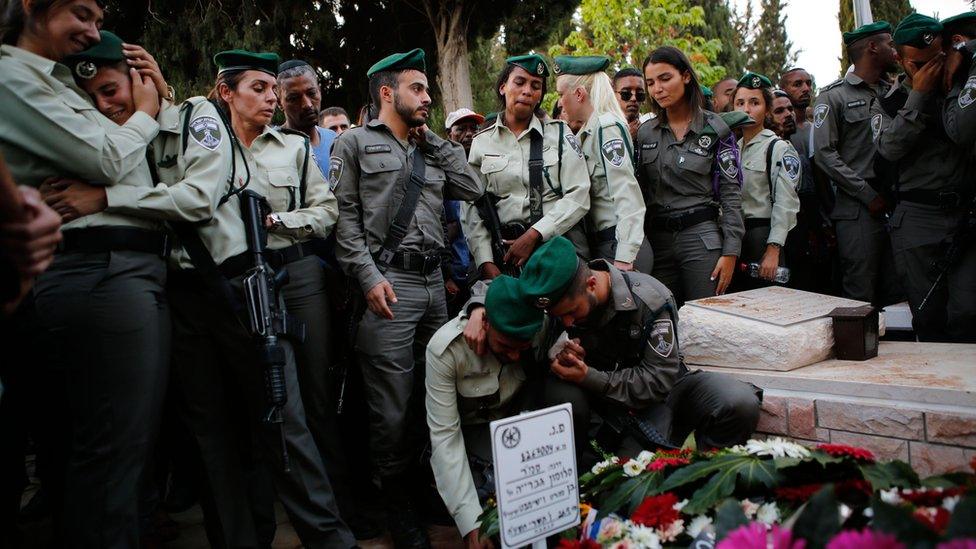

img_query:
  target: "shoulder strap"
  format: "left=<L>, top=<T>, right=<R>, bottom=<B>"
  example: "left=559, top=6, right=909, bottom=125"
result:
left=765, top=137, right=783, bottom=205
left=528, top=129, right=544, bottom=223
left=705, top=111, right=732, bottom=140
left=376, top=147, right=427, bottom=271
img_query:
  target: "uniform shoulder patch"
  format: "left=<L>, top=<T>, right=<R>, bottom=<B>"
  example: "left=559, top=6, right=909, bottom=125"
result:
left=813, top=103, right=830, bottom=129
left=718, top=146, right=739, bottom=179
left=328, top=156, right=343, bottom=190
left=871, top=113, right=883, bottom=139
left=648, top=318, right=675, bottom=358
left=959, top=75, right=976, bottom=109
left=565, top=132, right=584, bottom=158
left=601, top=137, right=626, bottom=167
left=782, top=152, right=800, bottom=182
left=188, top=115, right=222, bottom=151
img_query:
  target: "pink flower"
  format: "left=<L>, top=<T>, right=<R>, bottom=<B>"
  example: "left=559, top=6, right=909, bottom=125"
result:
left=937, top=541, right=976, bottom=549
left=825, top=529, right=904, bottom=549
left=717, top=523, right=805, bottom=549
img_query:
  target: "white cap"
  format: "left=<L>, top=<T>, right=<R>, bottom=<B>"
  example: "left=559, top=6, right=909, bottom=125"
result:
left=445, top=108, right=486, bottom=130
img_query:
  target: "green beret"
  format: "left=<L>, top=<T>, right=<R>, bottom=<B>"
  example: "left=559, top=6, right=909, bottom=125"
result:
left=553, top=55, right=610, bottom=76
left=942, top=11, right=976, bottom=29
left=507, top=53, right=550, bottom=77
left=894, top=14, right=944, bottom=47
left=367, top=48, right=426, bottom=78
left=843, top=20, right=893, bottom=45
left=717, top=111, right=756, bottom=131
left=518, top=236, right=580, bottom=309
left=485, top=276, right=543, bottom=340
left=737, top=71, right=773, bottom=89
left=65, top=30, right=124, bottom=80
left=701, top=85, right=714, bottom=98
left=214, top=49, right=280, bottom=77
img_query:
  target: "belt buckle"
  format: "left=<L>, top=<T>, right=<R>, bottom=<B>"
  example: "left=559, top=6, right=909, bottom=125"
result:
left=378, top=248, right=395, bottom=266
left=939, top=192, right=961, bottom=209
left=423, top=254, right=440, bottom=275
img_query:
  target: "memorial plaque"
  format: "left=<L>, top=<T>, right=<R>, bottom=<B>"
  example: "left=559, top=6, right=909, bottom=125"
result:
left=684, top=287, right=868, bottom=327
left=491, top=403, right=579, bottom=549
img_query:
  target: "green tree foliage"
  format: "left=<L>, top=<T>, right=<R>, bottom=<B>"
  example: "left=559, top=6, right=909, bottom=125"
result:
left=746, top=0, right=798, bottom=81
left=838, top=0, right=914, bottom=73
left=688, top=0, right=749, bottom=79
left=550, top=0, right=725, bottom=86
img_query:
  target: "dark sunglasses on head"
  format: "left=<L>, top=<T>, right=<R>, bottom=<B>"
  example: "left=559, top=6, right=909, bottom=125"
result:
left=618, top=90, right=646, bottom=101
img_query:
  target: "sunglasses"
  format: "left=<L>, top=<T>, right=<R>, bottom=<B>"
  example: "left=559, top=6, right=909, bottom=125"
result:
left=618, top=90, right=646, bottom=101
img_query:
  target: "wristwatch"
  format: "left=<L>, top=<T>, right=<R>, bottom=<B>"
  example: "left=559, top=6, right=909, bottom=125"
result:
left=269, top=213, right=282, bottom=228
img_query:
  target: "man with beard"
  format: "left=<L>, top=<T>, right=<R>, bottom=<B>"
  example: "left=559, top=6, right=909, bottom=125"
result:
left=278, top=60, right=337, bottom=177
left=613, top=67, right=645, bottom=140
left=780, top=68, right=814, bottom=125
left=813, top=22, right=903, bottom=304
left=711, top=76, right=738, bottom=112
left=331, top=48, right=483, bottom=548
left=425, top=275, right=543, bottom=549
left=771, top=90, right=798, bottom=138
left=442, top=108, right=484, bottom=314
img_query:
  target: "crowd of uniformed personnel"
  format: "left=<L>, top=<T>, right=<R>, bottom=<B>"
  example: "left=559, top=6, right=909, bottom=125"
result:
left=0, top=0, right=974, bottom=547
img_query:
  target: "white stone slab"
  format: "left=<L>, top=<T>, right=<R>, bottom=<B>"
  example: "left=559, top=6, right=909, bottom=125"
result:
left=679, top=288, right=884, bottom=371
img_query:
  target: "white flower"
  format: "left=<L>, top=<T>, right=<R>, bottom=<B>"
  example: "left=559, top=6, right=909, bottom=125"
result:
left=863, top=507, right=874, bottom=518
left=879, top=488, right=903, bottom=505
left=636, top=450, right=655, bottom=467
left=591, top=456, right=621, bottom=475
left=626, top=523, right=662, bottom=549
left=839, top=504, right=852, bottom=521
left=728, top=444, right=748, bottom=455
left=673, top=499, right=689, bottom=512
left=756, top=502, right=780, bottom=526
left=743, top=438, right=811, bottom=459
left=741, top=499, right=760, bottom=519
left=943, top=495, right=960, bottom=513
left=656, top=518, right=685, bottom=542
left=623, top=459, right=644, bottom=477
left=597, top=518, right=625, bottom=543
left=686, top=515, right=714, bottom=537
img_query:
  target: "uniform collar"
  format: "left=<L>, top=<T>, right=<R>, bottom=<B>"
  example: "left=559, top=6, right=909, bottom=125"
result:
left=256, top=125, right=287, bottom=145
left=845, top=71, right=866, bottom=86
left=495, top=113, right=545, bottom=139
left=1, top=44, right=77, bottom=88
left=580, top=111, right=601, bottom=138
left=741, top=128, right=777, bottom=149
left=659, top=108, right=705, bottom=137
left=588, top=260, right=639, bottom=328
left=882, top=74, right=909, bottom=99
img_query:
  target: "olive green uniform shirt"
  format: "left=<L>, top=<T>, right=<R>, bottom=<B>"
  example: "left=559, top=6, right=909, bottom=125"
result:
left=812, top=72, right=889, bottom=205
left=332, top=120, right=483, bottom=293
left=103, top=98, right=241, bottom=268
left=237, top=127, right=336, bottom=250
left=461, top=116, right=591, bottom=267
left=425, top=314, right=532, bottom=536
left=0, top=44, right=160, bottom=231
left=578, top=112, right=646, bottom=263
left=738, top=129, right=801, bottom=246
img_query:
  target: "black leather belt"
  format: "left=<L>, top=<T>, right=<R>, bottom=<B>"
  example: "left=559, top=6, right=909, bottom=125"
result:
left=57, top=227, right=170, bottom=257
left=745, top=218, right=771, bottom=230
left=896, top=190, right=970, bottom=210
left=649, top=207, right=718, bottom=232
left=267, top=240, right=319, bottom=270
left=216, top=251, right=252, bottom=280
left=592, top=225, right=617, bottom=243
left=374, top=251, right=442, bottom=275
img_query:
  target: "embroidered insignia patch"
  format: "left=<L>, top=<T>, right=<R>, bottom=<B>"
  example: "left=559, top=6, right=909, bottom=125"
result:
left=601, top=138, right=626, bottom=167
left=783, top=154, right=800, bottom=181
left=959, top=76, right=976, bottom=109
left=536, top=62, right=545, bottom=75
left=648, top=319, right=674, bottom=358
left=923, top=32, right=935, bottom=45
left=328, top=156, right=343, bottom=190
left=566, top=133, right=584, bottom=158
left=718, top=148, right=738, bottom=179
left=752, top=76, right=762, bottom=88
left=813, top=103, right=829, bottom=129
left=188, top=115, right=222, bottom=151
left=871, top=113, right=883, bottom=139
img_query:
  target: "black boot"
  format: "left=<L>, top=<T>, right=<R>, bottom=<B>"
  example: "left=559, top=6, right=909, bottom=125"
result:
left=380, top=475, right=430, bottom=549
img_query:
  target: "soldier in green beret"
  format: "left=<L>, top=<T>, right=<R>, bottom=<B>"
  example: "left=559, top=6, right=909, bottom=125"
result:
left=554, top=54, right=652, bottom=273
left=636, top=46, right=745, bottom=304
left=812, top=20, right=902, bottom=305
left=425, top=275, right=545, bottom=548
left=460, top=53, right=592, bottom=279
left=0, top=3, right=172, bottom=545
left=464, top=236, right=761, bottom=457
left=872, top=14, right=976, bottom=342
left=330, top=48, right=483, bottom=547
left=729, top=71, right=801, bottom=291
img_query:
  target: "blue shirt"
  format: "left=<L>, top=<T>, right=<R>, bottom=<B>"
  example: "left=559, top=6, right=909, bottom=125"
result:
left=312, top=126, right=338, bottom=177
left=444, top=200, right=471, bottom=283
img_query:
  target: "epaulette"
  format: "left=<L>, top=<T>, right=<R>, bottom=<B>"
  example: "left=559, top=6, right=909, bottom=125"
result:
left=473, top=118, right=499, bottom=138
left=820, top=78, right=845, bottom=93
left=278, top=127, right=310, bottom=141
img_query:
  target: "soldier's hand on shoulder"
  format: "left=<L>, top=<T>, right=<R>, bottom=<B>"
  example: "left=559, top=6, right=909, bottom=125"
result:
left=463, top=307, right=488, bottom=356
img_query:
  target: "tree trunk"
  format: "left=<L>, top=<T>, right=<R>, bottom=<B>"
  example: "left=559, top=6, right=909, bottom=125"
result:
left=425, top=1, right=474, bottom=113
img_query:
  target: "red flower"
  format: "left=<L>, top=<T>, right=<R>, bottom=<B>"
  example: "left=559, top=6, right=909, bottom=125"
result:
left=646, top=457, right=691, bottom=472
left=835, top=479, right=873, bottom=500
left=775, top=483, right=823, bottom=504
left=900, top=487, right=965, bottom=508
left=816, top=444, right=876, bottom=463
left=631, top=493, right=681, bottom=529
left=658, top=448, right=694, bottom=458
left=913, top=506, right=951, bottom=535
left=557, top=539, right=601, bottom=549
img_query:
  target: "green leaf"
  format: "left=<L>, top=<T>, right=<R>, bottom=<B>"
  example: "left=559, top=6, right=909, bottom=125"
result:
left=684, top=469, right=738, bottom=515
left=478, top=505, right=499, bottom=538
left=658, top=454, right=748, bottom=492
left=713, top=498, right=749, bottom=540
left=808, top=450, right=843, bottom=467
left=869, top=497, right=938, bottom=548
left=681, top=431, right=697, bottom=452
left=791, top=485, right=841, bottom=549
left=860, top=461, right=920, bottom=491
left=597, top=476, right=642, bottom=519
left=921, top=472, right=971, bottom=488
left=946, top=495, right=976, bottom=539
left=627, top=473, right=659, bottom=514
left=773, top=457, right=804, bottom=470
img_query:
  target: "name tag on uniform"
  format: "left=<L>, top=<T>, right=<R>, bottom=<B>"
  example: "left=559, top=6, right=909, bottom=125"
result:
left=690, top=147, right=709, bottom=157
left=846, top=99, right=866, bottom=108
left=365, top=144, right=392, bottom=154
left=642, top=142, right=658, bottom=150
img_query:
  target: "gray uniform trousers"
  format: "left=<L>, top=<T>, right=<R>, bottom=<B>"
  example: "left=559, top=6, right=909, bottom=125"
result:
left=832, top=192, right=901, bottom=304
left=889, top=202, right=976, bottom=343
left=649, top=220, right=723, bottom=305
left=32, top=250, right=169, bottom=549
left=591, top=238, right=654, bottom=274
left=168, top=271, right=354, bottom=549
left=356, top=268, right=448, bottom=475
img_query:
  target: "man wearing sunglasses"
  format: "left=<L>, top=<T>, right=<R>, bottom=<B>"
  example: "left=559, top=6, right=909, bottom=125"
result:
left=613, top=67, right=646, bottom=140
